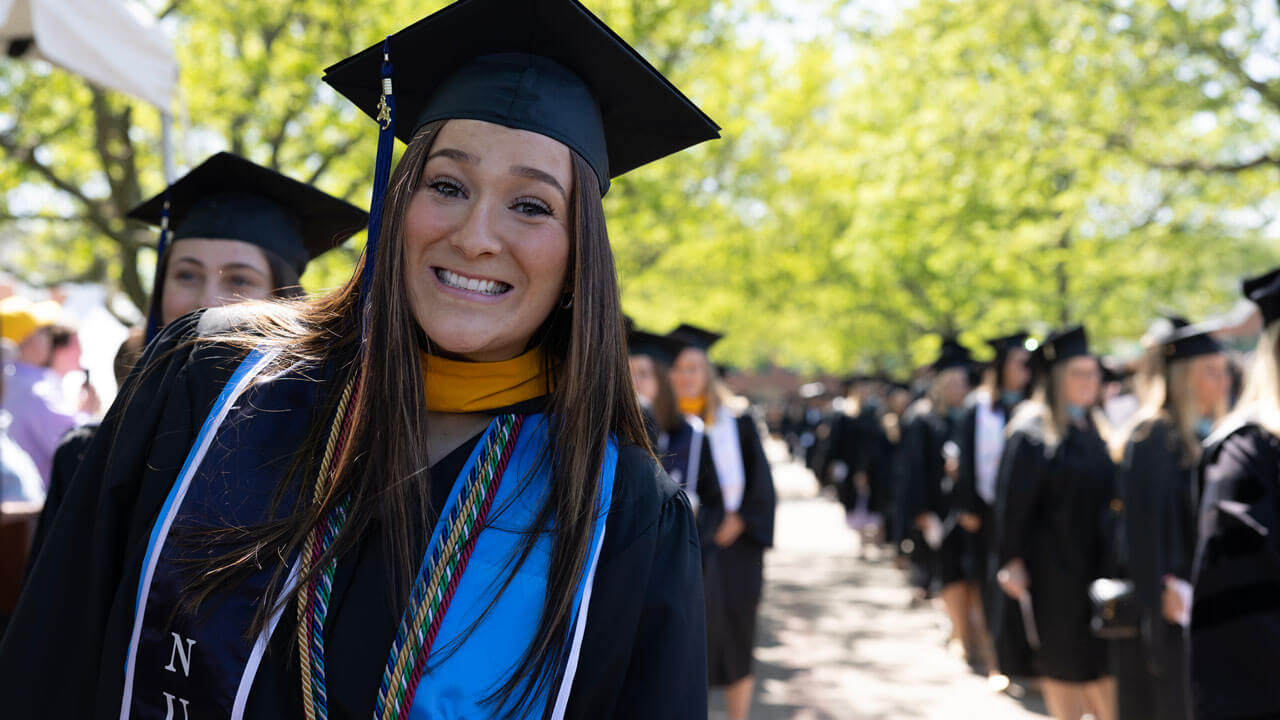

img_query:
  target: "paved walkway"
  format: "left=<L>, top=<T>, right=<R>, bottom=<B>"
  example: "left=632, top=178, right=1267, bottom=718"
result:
left=710, top=445, right=1049, bottom=719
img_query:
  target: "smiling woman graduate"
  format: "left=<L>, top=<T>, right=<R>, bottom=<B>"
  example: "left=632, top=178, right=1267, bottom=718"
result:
left=0, top=1, right=719, bottom=718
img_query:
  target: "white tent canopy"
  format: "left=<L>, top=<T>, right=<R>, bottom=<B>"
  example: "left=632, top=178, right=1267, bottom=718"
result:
left=0, top=0, right=176, bottom=110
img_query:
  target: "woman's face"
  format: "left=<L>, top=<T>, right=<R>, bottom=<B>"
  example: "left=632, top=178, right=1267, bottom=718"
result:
left=1061, top=355, right=1101, bottom=408
left=404, top=119, right=572, bottom=362
left=937, top=367, right=970, bottom=409
left=1002, top=347, right=1031, bottom=393
left=671, top=348, right=710, bottom=400
left=1188, top=352, right=1231, bottom=417
left=161, top=239, right=274, bottom=325
left=629, top=354, right=658, bottom=403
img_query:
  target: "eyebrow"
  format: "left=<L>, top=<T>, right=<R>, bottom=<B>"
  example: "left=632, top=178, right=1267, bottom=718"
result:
left=171, top=257, right=267, bottom=277
left=427, top=147, right=567, bottom=200
left=511, top=165, right=568, bottom=201
left=427, top=147, right=478, bottom=164
left=220, top=263, right=269, bottom=276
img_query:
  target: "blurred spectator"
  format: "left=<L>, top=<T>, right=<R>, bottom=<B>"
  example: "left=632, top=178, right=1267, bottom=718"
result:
left=0, top=296, right=91, bottom=487
left=46, top=324, right=101, bottom=416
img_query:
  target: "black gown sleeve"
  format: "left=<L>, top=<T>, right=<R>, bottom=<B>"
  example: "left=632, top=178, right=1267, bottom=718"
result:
left=694, top=435, right=724, bottom=549
left=900, top=414, right=932, bottom=523
left=953, top=406, right=980, bottom=516
left=994, top=425, right=1045, bottom=565
left=0, top=310, right=234, bottom=719
left=566, top=445, right=707, bottom=719
left=25, top=423, right=98, bottom=578
left=1117, top=423, right=1180, bottom=608
left=735, top=415, right=776, bottom=549
left=1189, top=425, right=1280, bottom=719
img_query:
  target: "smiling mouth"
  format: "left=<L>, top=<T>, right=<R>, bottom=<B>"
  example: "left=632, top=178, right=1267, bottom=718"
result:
left=434, top=267, right=512, bottom=296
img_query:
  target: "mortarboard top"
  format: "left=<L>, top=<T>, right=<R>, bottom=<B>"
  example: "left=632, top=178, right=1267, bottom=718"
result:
left=1100, top=358, right=1132, bottom=385
left=932, top=337, right=973, bottom=372
left=668, top=323, right=723, bottom=352
left=321, top=0, right=720, bottom=196
left=627, top=328, right=687, bottom=367
left=1161, top=323, right=1225, bottom=362
left=986, top=331, right=1030, bottom=355
left=1037, top=325, right=1091, bottom=367
left=1243, top=267, right=1280, bottom=326
left=127, top=152, right=368, bottom=276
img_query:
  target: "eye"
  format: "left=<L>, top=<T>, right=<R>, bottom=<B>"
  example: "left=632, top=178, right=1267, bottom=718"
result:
left=428, top=177, right=466, bottom=199
left=173, top=269, right=199, bottom=283
left=512, top=197, right=553, bottom=217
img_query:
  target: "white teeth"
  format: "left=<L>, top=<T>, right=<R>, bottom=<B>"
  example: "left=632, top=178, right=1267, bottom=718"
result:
left=436, top=268, right=509, bottom=296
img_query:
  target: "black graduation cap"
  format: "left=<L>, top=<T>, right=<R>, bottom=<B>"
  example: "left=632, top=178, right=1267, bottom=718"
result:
left=1161, top=324, right=1225, bottom=361
left=932, top=337, right=973, bottom=372
left=1243, top=267, right=1280, bottom=326
left=127, top=152, right=368, bottom=276
left=668, top=323, right=723, bottom=352
left=1100, top=358, right=1131, bottom=385
left=627, top=328, right=687, bottom=366
left=1037, top=325, right=1091, bottom=366
left=986, top=331, right=1030, bottom=355
left=321, top=0, right=720, bottom=195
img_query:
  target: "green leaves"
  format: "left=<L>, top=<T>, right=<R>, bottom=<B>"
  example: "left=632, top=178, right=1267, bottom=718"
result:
left=2, top=0, right=1277, bottom=371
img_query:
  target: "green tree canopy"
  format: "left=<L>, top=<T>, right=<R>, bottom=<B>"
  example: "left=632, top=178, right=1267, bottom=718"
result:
left=2, top=0, right=1278, bottom=373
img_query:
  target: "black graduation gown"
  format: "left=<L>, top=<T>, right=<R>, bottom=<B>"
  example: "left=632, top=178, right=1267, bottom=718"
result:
left=1189, top=422, right=1280, bottom=720
left=993, top=414, right=1113, bottom=682
left=880, top=419, right=907, bottom=547
left=953, top=401, right=999, bottom=586
left=704, top=414, right=776, bottom=687
left=1108, top=420, right=1194, bottom=720
left=646, top=408, right=726, bottom=553
left=24, top=423, right=98, bottom=580
left=0, top=311, right=709, bottom=720
left=900, top=405, right=966, bottom=589
left=824, top=407, right=887, bottom=516
left=953, top=398, right=1013, bottom=666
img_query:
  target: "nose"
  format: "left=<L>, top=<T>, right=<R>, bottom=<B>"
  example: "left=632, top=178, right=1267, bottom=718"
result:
left=449, top=195, right=503, bottom=259
left=201, top=279, right=225, bottom=309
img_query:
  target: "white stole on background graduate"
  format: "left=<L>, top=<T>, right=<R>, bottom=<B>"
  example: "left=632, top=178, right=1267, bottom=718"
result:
left=707, top=407, right=745, bottom=513
left=974, top=389, right=1006, bottom=506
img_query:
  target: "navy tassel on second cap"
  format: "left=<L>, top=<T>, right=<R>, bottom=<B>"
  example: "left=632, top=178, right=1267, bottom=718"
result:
left=143, top=196, right=172, bottom=343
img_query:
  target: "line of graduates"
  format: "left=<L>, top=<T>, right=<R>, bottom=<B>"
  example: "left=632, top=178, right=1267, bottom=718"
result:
left=808, top=267, right=1280, bottom=720
left=626, top=322, right=777, bottom=720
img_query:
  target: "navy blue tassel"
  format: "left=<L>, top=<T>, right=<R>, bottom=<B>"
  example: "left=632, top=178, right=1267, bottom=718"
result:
left=144, top=195, right=171, bottom=343
left=360, top=37, right=396, bottom=338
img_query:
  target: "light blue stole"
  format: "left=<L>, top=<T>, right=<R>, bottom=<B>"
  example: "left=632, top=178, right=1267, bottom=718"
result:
left=119, top=348, right=616, bottom=720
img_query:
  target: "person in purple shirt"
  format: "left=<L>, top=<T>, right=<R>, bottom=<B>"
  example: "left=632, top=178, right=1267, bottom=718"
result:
left=0, top=296, right=89, bottom=488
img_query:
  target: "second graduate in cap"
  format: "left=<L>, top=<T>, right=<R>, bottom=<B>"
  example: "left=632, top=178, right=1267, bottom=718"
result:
left=0, top=1, right=720, bottom=718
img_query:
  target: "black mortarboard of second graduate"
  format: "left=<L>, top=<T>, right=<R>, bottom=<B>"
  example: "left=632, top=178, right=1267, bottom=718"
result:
left=667, top=323, right=724, bottom=352
left=128, top=152, right=368, bottom=277
left=628, top=328, right=688, bottom=367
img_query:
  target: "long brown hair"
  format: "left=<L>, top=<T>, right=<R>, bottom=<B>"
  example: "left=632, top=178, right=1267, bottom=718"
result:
left=1118, top=348, right=1227, bottom=466
left=176, top=121, right=647, bottom=716
left=1011, top=359, right=1110, bottom=448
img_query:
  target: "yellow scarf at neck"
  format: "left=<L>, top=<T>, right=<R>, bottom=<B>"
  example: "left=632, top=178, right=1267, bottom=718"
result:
left=422, top=348, right=550, bottom=413
left=678, top=395, right=707, bottom=418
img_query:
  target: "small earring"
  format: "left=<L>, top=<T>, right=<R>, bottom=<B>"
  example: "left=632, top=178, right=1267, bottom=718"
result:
left=560, top=293, right=574, bottom=310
